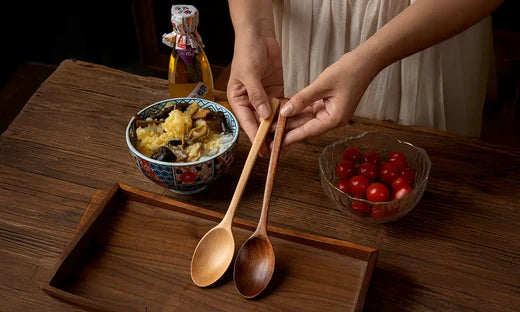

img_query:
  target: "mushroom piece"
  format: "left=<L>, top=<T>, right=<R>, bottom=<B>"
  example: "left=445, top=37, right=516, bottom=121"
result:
left=151, top=146, right=176, bottom=162
left=149, top=102, right=176, bottom=120
left=176, top=102, right=190, bottom=112
left=187, top=122, right=209, bottom=144
left=184, top=102, right=199, bottom=116
left=192, top=108, right=210, bottom=119
left=168, top=139, right=182, bottom=146
left=205, top=111, right=227, bottom=133
left=170, top=146, right=188, bottom=162
left=135, top=119, right=162, bottom=128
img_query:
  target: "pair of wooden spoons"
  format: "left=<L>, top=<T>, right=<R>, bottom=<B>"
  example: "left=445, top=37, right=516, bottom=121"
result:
left=191, top=98, right=288, bottom=298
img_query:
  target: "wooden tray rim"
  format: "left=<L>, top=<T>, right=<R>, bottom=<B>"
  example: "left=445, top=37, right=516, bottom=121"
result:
left=41, top=183, right=378, bottom=311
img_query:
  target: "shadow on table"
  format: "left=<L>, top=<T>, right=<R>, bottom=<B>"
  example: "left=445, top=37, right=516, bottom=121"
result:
left=384, top=185, right=468, bottom=239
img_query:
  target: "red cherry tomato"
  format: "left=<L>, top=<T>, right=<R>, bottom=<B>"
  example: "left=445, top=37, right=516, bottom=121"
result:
left=336, top=160, right=356, bottom=180
left=389, top=157, right=407, bottom=170
left=393, top=185, right=413, bottom=200
left=399, top=168, right=415, bottom=184
left=389, top=151, right=406, bottom=162
left=348, top=175, right=370, bottom=197
left=351, top=198, right=371, bottom=215
left=366, top=183, right=390, bottom=202
left=363, top=151, right=381, bottom=166
left=335, top=179, right=349, bottom=193
left=391, top=177, right=410, bottom=191
left=358, top=162, right=378, bottom=181
left=380, top=163, right=398, bottom=186
left=370, top=205, right=386, bottom=218
left=343, top=147, right=362, bottom=163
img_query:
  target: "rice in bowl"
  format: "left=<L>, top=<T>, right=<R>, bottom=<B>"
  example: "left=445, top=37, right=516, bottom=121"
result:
left=132, top=101, right=232, bottom=163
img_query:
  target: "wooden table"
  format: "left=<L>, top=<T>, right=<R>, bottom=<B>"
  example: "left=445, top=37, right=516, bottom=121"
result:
left=1, top=59, right=519, bottom=311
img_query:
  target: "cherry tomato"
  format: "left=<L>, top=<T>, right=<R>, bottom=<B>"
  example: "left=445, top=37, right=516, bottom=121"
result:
left=363, top=151, right=381, bottom=166
left=389, top=157, right=407, bottom=170
left=336, top=160, right=356, bottom=180
left=393, top=185, right=413, bottom=200
left=380, top=163, right=398, bottom=186
left=348, top=175, right=370, bottom=197
left=358, top=162, right=378, bottom=181
left=389, top=151, right=406, bottom=162
left=366, top=183, right=390, bottom=202
left=351, top=198, right=371, bottom=215
left=370, top=205, right=386, bottom=218
left=343, top=147, right=362, bottom=163
left=335, top=180, right=349, bottom=193
left=399, top=168, right=415, bottom=184
left=391, top=177, right=410, bottom=191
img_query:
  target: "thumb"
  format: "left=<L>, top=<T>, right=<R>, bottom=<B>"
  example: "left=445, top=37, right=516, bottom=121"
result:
left=280, top=75, right=331, bottom=117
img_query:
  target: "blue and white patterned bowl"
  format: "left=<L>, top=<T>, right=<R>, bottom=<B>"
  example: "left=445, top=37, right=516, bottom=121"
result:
left=125, top=98, right=239, bottom=194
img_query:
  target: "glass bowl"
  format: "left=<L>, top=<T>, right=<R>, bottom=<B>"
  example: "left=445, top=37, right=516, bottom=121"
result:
left=319, top=132, right=431, bottom=223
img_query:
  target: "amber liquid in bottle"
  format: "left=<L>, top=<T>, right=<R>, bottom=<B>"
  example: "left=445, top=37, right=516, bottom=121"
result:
left=168, top=48, right=214, bottom=100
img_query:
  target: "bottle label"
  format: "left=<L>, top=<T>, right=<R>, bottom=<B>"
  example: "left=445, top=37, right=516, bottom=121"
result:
left=187, top=82, right=208, bottom=99
left=176, top=45, right=197, bottom=65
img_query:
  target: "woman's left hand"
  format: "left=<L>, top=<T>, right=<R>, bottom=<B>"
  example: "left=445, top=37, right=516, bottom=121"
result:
left=279, top=50, right=380, bottom=147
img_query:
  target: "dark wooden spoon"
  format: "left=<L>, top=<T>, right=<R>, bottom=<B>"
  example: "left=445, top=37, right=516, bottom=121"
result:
left=233, top=98, right=288, bottom=298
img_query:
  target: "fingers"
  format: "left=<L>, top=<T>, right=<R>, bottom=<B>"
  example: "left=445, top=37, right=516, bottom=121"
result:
left=280, top=76, right=331, bottom=117
left=282, top=117, right=335, bottom=147
left=233, top=102, right=271, bottom=158
left=233, top=102, right=260, bottom=142
left=243, top=76, right=271, bottom=119
left=269, top=112, right=314, bottom=133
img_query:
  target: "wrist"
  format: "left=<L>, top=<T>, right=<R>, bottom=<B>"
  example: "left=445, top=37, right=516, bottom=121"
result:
left=233, top=21, right=275, bottom=39
left=350, top=37, right=390, bottom=78
left=229, top=0, right=275, bottom=38
left=234, top=19, right=275, bottom=39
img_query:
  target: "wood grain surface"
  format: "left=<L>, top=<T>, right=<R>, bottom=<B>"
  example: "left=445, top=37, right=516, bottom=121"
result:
left=45, top=184, right=375, bottom=311
left=1, top=59, right=520, bottom=311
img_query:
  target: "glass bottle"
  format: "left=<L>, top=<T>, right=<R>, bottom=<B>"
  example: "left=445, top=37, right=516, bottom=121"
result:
left=162, top=5, right=214, bottom=100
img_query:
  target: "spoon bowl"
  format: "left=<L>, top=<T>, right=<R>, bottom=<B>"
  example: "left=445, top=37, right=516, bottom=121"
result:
left=233, top=98, right=288, bottom=298
left=234, top=235, right=275, bottom=298
left=190, top=98, right=281, bottom=288
left=191, top=227, right=235, bottom=287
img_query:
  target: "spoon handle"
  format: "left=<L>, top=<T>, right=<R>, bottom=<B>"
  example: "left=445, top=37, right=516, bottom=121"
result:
left=221, top=98, right=281, bottom=228
left=257, top=98, right=289, bottom=234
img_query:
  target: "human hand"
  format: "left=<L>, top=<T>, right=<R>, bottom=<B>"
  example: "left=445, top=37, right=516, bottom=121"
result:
left=227, top=32, right=283, bottom=157
left=279, top=51, right=380, bottom=147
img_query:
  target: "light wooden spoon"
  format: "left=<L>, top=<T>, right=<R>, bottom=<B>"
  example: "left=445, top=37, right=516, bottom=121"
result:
left=234, top=98, right=288, bottom=298
left=190, top=98, right=281, bottom=287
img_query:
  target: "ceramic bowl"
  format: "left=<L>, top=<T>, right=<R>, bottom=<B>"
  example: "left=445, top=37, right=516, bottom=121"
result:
left=126, top=98, right=239, bottom=194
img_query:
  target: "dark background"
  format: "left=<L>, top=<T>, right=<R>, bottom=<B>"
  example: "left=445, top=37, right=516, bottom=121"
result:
left=0, top=0, right=519, bottom=144
left=1, top=0, right=235, bottom=84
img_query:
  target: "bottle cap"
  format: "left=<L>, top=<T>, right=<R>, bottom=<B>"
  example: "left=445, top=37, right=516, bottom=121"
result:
left=162, top=5, right=203, bottom=53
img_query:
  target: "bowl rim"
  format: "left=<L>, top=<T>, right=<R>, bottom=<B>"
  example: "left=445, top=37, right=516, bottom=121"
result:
left=125, top=97, right=239, bottom=167
left=319, top=131, right=431, bottom=205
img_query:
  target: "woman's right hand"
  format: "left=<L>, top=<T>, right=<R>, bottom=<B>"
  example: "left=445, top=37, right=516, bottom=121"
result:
left=227, top=31, right=284, bottom=157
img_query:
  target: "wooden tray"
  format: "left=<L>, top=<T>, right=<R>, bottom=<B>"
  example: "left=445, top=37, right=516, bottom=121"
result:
left=41, top=184, right=378, bottom=311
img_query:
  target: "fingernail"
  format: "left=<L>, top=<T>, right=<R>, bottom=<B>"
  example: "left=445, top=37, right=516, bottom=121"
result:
left=280, top=102, right=294, bottom=117
left=258, top=104, right=270, bottom=119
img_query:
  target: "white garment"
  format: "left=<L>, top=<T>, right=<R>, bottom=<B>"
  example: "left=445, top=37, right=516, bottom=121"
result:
left=272, top=0, right=493, bottom=137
